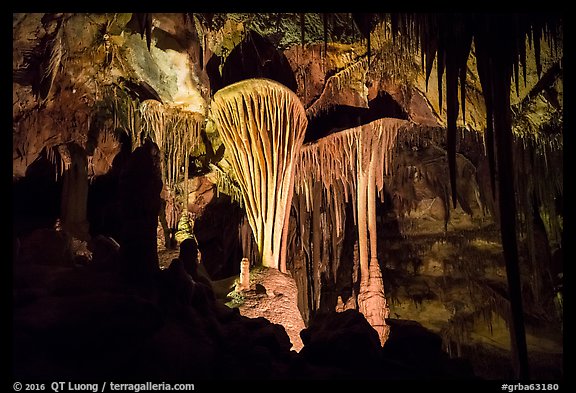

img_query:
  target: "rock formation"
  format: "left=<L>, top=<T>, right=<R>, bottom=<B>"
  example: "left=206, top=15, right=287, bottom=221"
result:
left=12, top=13, right=563, bottom=380
left=210, top=79, right=308, bottom=272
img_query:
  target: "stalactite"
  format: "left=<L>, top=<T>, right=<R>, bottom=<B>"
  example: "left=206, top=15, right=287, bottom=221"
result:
left=424, top=35, right=437, bottom=93
left=420, top=40, right=425, bottom=75
left=312, top=180, right=323, bottom=309
left=436, top=26, right=445, bottom=115
left=513, top=54, right=520, bottom=97
left=39, top=20, right=64, bottom=104
left=329, top=187, right=343, bottom=282
left=136, top=13, right=153, bottom=51
left=491, top=34, right=530, bottom=379
left=367, top=30, right=371, bottom=68
left=375, top=15, right=561, bottom=358
left=512, top=127, right=562, bottom=304
left=475, top=36, right=497, bottom=201
left=446, top=48, right=459, bottom=209
left=323, top=13, right=328, bottom=58
left=294, top=118, right=409, bottom=344
left=391, top=13, right=398, bottom=45
left=460, top=66, right=468, bottom=124
left=140, top=100, right=204, bottom=189
left=356, top=163, right=369, bottom=287
left=137, top=99, right=204, bottom=243
left=210, top=79, right=307, bottom=271
left=297, top=192, right=311, bottom=273
left=524, top=159, right=542, bottom=305
left=300, top=13, right=305, bottom=48
left=533, top=25, right=542, bottom=77
left=458, top=32, right=472, bottom=125
left=47, top=145, right=71, bottom=180
left=105, top=87, right=141, bottom=150
left=519, top=32, right=528, bottom=88
left=183, top=137, right=190, bottom=216
left=280, top=182, right=295, bottom=273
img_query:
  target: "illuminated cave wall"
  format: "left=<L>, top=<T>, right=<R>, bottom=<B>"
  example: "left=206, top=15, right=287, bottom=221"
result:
left=13, top=13, right=563, bottom=378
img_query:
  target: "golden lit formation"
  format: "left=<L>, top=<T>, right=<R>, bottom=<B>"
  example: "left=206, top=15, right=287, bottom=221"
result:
left=211, top=79, right=308, bottom=272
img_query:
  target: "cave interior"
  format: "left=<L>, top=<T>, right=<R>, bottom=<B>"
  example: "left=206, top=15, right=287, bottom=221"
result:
left=12, top=12, right=563, bottom=381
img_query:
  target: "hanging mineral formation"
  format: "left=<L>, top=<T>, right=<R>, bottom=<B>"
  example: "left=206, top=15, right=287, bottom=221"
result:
left=139, top=100, right=205, bottom=239
left=210, top=79, right=308, bottom=272
left=383, top=13, right=561, bottom=378
left=140, top=100, right=204, bottom=190
left=294, top=117, right=410, bottom=345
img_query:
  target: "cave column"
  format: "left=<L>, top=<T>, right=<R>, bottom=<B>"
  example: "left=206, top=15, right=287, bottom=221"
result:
left=356, top=162, right=370, bottom=288
left=60, top=143, right=90, bottom=240
left=279, top=161, right=297, bottom=273
left=356, top=131, right=390, bottom=346
left=210, top=79, right=308, bottom=271
left=312, top=180, right=323, bottom=309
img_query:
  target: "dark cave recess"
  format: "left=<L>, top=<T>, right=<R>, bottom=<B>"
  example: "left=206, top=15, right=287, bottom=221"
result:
left=305, top=91, right=409, bottom=142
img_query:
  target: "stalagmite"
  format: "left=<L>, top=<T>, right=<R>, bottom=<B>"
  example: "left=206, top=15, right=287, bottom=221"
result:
left=239, top=257, right=250, bottom=291
left=210, top=79, right=308, bottom=271
left=358, top=254, right=391, bottom=346
left=60, top=143, right=90, bottom=240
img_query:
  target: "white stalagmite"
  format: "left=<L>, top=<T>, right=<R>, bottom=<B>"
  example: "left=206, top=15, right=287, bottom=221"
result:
left=239, top=257, right=251, bottom=291
left=294, top=117, right=410, bottom=345
left=210, top=79, right=308, bottom=271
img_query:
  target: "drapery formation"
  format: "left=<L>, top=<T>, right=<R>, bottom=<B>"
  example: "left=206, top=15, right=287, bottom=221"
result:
left=210, top=79, right=308, bottom=271
left=139, top=100, right=205, bottom=238
left=107, top=91, right=206, bottom=247
left=294, top=117, right=410, bottom=345
left=140, top=100, right=204, bottom=189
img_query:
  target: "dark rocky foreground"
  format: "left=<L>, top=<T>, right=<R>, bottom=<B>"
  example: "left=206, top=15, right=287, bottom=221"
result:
left=13, top=228, right=475, bottom=380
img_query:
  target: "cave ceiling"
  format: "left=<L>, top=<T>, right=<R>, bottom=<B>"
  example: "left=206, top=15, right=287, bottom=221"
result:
left=13, top=13, right=562, bottom=176
left=11, top=13, right=563, bottom=266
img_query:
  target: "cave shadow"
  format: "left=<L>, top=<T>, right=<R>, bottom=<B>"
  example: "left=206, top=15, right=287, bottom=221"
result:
left=192, top=193, right=244, bottom=280
left=87, top=129, right=132, bottom=240
left=207, top=30, right=298, bottom=95
left=13, top=149, right=62, bottom=237
left=305, top=91, right=409, bottom=142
